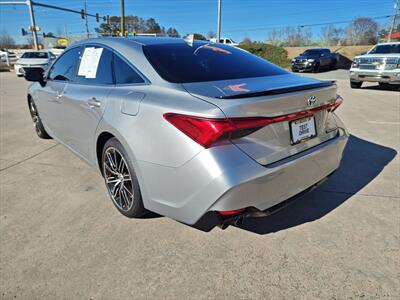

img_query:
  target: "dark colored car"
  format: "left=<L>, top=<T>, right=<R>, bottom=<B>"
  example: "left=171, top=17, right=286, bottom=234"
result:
left=291, top=48, right=337, bottom=73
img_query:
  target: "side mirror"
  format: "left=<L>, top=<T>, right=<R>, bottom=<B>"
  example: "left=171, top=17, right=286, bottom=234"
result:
left=24, top=68, right=45, bottom=86
left=360, top=51, right=367, bottom=55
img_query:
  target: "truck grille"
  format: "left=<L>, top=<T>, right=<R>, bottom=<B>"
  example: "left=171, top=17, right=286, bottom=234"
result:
left=359, top=64, right=379, bottom=70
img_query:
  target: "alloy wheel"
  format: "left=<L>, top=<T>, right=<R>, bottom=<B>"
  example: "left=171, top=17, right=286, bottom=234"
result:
left=29, top=101, right=41, bottom=135
left=103, top=147, right=134, bottom=212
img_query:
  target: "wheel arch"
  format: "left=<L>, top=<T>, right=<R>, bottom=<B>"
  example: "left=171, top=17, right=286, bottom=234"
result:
left=96, top=131, right=115, bottom=175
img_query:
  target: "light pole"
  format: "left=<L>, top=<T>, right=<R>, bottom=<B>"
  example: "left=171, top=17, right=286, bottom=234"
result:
left=120, top=0, right=125, bottom=36
left=388, top=0, right=399, bottom=42
left=27, top=0, right=39, bottom=50
left=217, top=0, right=221, bottom=42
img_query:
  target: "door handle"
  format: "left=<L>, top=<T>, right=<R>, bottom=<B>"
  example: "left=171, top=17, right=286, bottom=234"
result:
left=87, top=97, right=101, bottom=108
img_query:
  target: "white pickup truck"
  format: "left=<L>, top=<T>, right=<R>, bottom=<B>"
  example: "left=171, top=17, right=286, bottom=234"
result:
left=349, top=42, right=400, bottom=88
left=209, top=37, right=239, bottom=47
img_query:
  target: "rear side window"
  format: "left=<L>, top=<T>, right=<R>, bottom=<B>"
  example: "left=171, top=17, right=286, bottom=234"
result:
left=143, top=42, right=287, bottom=83
left=76, top=47, right=114, bottom=85
left=114, top=54, right=144, bottom=84
left=48, top=47, right=80, bottom=81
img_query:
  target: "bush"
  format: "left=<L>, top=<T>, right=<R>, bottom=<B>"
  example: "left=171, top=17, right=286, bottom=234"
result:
left=239, top=42, right=291, bottom=69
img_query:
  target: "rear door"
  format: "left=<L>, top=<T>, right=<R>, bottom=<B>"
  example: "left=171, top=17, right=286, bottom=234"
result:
left=61, top=45, right=114, bottom=161
left=36, top=46, right=81, bottom=140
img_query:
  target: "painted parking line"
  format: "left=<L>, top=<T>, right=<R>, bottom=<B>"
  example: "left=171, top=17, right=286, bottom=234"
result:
left=368, top=121, right=400, bottom=125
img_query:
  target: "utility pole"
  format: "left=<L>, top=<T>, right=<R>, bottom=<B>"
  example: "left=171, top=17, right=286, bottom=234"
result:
left=27, top=0, right=38, bottom=50
left=120, top=0, right=125, bottom=36
left=388, top=0, right=399, bottom=42
left=84, top=0, right=90, bottom=38
left=217, top=0, right=221, bottom=42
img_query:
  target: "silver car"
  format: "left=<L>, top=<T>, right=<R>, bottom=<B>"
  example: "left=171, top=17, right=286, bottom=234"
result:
left=24, top=37, right=348, bottom=231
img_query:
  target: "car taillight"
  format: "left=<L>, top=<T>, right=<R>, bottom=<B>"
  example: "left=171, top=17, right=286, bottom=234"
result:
left=329, top=94, right=343, bottom=112
left=163, top=113, right=272, bottom=148
left=164, top=95, right=343, bottom=148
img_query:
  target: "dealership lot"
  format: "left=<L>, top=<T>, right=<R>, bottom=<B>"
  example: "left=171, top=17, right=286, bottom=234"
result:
left=0, top=70, right=399, bottom=299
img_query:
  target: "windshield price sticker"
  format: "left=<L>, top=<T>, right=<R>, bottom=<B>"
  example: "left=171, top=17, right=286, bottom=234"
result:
left=78, top=47, right=103, bottom=79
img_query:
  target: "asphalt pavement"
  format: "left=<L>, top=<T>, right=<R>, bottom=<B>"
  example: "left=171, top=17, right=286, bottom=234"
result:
left=0, top=69, right=399, bottom=299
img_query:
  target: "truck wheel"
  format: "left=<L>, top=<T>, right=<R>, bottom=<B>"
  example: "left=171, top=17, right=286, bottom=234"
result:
left=291, top=67, right=298, bottom=72
left=350, top=81, right=362, bottom=89
left=312, top=63, right=320, bottom=73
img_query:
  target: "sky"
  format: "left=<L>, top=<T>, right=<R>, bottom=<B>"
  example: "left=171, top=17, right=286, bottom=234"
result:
left=0, top=0, right=397, bottom=44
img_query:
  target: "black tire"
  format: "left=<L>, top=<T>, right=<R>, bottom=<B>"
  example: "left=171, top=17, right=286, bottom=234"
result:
left=291, top=67, right=298, bottom=72
left=350, top=81, right=362, bottom=89
left=102, top=138, right=147, bottom=218
left=28, top=98, right=52, bottom=139
left=312, top=63, right=320, bottom=73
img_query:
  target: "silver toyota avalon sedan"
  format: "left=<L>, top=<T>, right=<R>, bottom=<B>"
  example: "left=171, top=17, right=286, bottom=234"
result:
left=24, top=37, right=348, bottom=231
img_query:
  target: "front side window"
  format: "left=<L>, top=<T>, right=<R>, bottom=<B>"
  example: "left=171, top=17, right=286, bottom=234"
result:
left=75, top=46, right=114, bottom=85
left=114, top=54, right=144, bottom=84
left=143, top=42, right=287, bottom=83
left=48, top=47, right=80, bottom=81
left=22, top=52, right=49, bottom=59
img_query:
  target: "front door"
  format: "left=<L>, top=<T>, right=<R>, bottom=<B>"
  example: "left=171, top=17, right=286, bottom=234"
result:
left=35, top=46, right=81, bottom=140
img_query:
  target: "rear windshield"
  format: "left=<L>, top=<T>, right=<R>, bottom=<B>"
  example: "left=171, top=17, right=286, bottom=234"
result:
left=143, top=42, right=287, bottom=83
left=369, top=44, right=400, bottom=54
left=21, top=52, right=48, bottom=59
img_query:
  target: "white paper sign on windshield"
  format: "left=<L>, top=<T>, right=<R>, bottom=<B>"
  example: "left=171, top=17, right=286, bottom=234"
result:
left=78, top=47, right=103, bottom=79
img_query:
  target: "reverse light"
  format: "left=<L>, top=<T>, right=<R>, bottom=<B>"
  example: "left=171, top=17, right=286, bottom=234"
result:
left=164, top=95, right=344, bottom=148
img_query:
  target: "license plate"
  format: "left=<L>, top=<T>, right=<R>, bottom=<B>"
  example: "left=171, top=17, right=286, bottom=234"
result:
left=290, top=116, right=317, bottom=145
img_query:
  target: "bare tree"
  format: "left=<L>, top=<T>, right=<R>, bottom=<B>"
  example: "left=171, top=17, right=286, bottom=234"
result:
left=268, top=28, right=282, bottom=45
left=346, top=17, right=378, bottom=45
left=283, top=27, right=311, bottom=47
left=320, top=25, right=344, bottom=46
left=207, top=31, right=216, bottom=39
left=241, top=37, right=252, bottom=45
left=0, top=31, right=16, bottom=49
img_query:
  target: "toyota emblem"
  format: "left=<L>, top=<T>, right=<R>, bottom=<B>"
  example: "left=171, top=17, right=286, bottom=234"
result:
left=307, top=95, right=317, bottom=106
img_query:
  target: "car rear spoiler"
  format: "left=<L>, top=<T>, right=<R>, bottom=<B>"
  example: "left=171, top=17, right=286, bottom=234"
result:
left=218, top=81, right=336, bottom=99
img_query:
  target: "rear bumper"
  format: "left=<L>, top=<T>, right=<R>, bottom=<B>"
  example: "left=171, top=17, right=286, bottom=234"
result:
left=139, top=119, right=349, bottom=228
left=350, top=69, right=400, bottom=84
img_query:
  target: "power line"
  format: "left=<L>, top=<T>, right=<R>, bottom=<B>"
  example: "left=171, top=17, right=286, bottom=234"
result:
left=224, top=15, right=394, bottom=33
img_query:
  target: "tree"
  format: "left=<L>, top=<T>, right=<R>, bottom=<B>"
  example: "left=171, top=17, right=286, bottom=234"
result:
left=0, top=31, right=16, bottom=49
left=267, top=28, right=282, bottom=45
left=166, top=27, right=180, bottom=37
left=320, top=25, right=344, bottom=46
left=346, top=17, right=378, bottom=45
left=95, top=15, right=179, bottom=37
left=207, top=31, right=216, bottom=39
left=241, top=37, right=252, bottom=46
left=283, top=26, right=311, bottom=46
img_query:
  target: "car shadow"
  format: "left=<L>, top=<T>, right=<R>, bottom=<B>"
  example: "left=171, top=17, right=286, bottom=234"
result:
left=236, top=135, right=397, bottom=235
left=361, top=84, right=400, bottom=92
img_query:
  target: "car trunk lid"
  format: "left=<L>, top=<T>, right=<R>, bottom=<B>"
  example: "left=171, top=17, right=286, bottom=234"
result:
left=182, top=74, right=339, bottom=165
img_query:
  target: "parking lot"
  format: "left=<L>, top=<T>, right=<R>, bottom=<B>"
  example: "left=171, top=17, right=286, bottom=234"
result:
left=0, top=69, right=399, bottom=299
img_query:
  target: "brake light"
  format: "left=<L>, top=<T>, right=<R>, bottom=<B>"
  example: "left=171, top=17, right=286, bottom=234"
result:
left=164, top=95, right=343, bottom=148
